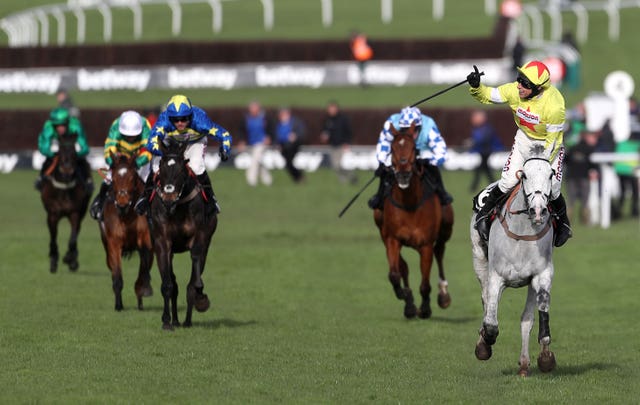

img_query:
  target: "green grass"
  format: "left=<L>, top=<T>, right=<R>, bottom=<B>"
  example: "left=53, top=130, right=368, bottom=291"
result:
left=1, top=168, right=639, bottom=403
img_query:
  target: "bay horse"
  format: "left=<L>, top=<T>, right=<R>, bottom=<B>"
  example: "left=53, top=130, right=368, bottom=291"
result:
left=39, top=132, right=91, bottom=273
left=149, top=139, right=218, bottom=330
left=98, top=152, right=154, bottom=311
left=470, top=146, right=557, bottom=376
left=373, top=123, right=454, bottom=319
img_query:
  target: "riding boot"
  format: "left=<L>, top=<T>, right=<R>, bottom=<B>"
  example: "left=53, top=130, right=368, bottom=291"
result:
left=90, top=182, right=110, bottom=220
left=134, top=174, right=155, bottom=215
left=196, top=173, right=220, bottom=214
left=549, top=194, right=572, bottom=247
left=368, top=176, right=386, bottom=210
left=423, top=164, right=453, bottom=205
left=474, top=185, right=506, bottom=241
left=34, top=157, right=53, bottom=191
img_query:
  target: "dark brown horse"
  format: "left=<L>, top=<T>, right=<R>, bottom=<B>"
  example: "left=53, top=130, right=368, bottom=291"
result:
left=98, top=152, right=154, bottom=311
left=39, top=132, right=91, bottom=273
left=149, top=139, right=218, bottom=330
left=373, top=123, right=454, bottom=319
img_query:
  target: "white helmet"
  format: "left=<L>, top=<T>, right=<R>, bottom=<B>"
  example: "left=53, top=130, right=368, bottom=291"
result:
left=118, top=110, right=143, bottom=137
left=398, top=106, right=422, bottom=128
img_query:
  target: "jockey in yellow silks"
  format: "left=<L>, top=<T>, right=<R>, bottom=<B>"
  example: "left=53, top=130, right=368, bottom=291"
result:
left=467, top=60, right=572, bottom=247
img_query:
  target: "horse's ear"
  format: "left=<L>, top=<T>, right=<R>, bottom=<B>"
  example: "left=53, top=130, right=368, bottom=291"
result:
left=389, top=123, right=399, bottom=136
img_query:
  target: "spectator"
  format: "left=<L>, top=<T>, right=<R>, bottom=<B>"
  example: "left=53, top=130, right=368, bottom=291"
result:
left=350, top=30, right=373, bottom=87
left=320, top=100, right=357, bottom=185
left=612, top=137, right=640, bottom=219
left=240, top=100, right=272, bottom=187
left=55, top=88, right=80, bottom=118
left=564, top=131, right=599, bottom=224
left=511, top=36, right=526, bottom=76
left=275, top=107, right=306, bottom=184
left=468, top=110, right=504, bottom=192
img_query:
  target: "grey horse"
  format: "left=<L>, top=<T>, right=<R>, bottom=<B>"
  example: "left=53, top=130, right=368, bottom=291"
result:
left=470, top=152, right=557, bottom=377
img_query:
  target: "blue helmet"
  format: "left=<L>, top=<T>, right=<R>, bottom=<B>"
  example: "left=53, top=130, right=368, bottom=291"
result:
left=398, top=106, right=422, bottom=128
left=165, top=94, right=193, bottom=118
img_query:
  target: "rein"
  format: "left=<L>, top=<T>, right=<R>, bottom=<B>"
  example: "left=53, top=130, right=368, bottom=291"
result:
left=43, top=155, right=79, bottom=190
left=496, top=182, right=552, bottom=241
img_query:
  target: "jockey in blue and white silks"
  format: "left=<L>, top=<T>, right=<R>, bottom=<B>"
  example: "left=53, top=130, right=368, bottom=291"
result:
left=368, top=106, right=452, bottom=210
left=135, top=94, right=232, bottom=215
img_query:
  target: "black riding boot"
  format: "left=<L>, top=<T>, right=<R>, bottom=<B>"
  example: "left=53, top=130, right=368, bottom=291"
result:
left=368, top=176, right=386, bottom=210
left=35, top=157, right=53, bottom=191
left=134, top=174, right=155, bottom=215
left=423, top=164, right=453, bottom=205
left=90, top=182, right=110, bottom=220
left=197, top=173, right=220, bottom=214
left=474, top=185, right=506, bottom=241
left=549, top=194, right=572, bottom=247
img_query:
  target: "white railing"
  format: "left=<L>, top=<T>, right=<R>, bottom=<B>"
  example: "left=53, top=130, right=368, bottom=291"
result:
left=0, top=0, right=274, bottom=47
left=518, top=0, right=640, bottom=46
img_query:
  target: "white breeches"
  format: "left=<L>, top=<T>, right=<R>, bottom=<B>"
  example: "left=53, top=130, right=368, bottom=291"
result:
left=498, top=130, right=564, bottom=200
left=151, top=137, right=207, bottom=175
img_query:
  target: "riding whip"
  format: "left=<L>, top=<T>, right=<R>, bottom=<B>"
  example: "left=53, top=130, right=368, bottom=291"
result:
left=338, top=175, right=377, bottom=218
left=410, top=69, right=484, bottom=107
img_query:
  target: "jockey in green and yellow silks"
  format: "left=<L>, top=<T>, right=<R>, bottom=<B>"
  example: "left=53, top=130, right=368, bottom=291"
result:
left=90, top=110, right=152, bottom=220
left=135, top=94, right=232, bottom=215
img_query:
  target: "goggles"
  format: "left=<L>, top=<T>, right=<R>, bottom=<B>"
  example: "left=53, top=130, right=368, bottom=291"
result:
left=170, top=116, right=190, bottom=123
left=516, top=74, right=536, bottom=90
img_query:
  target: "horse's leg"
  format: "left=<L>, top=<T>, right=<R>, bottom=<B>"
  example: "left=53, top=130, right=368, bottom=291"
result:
left=184, top=242, right=211, bottom=328
left=476, top=272, right=504, bottom=361
left=63, top=213, right=81, bottom=271
left=435, top=205, right=454, bottom=309
left=134, top=247, right=154, bottom=310
left=385, top=239, right=416, bottom=318
left=107, top=243, right=124, bottom=311
left=170, top=266, right=180, bottom=327
left=46, top=213, right=60, bottom=273
left=518, top=285, right=536, bottom=377
left=417, top=244, right=435, bottom=319
left=533, top=268, right=556, bottom=373
left=156, top=241, right=177, bottom=330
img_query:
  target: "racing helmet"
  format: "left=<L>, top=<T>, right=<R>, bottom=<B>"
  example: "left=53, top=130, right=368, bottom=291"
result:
left=165, top=94, right=193, bottom=119
left=118, top=110, right=143, bottom=137
left=49, top=107, right=70, bottom=126
left=398, top=106, right=422, bottom=128
left=517, top=60, right=551, bottom=90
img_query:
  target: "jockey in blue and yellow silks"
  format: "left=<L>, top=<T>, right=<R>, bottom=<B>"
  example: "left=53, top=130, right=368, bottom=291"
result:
left=467, top=60, right=572, bottom=247
left=134, top=94, right=232, bottom=215
left=90, top=110, right=152, bottom=220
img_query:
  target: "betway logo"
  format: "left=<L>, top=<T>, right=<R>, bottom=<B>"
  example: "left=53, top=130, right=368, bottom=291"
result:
left=516, top=107, right=540, bottom=124
left=0, top=154, right=19, bottom=173
left=77, top=68, right=150, bottom=91
left=168, top=67, right=237, bottom=90
left=255, top=65, right=325, bottom=88
left=347, top=65, right=409, bottom=86
left=0, top=71, right=61, bottom=94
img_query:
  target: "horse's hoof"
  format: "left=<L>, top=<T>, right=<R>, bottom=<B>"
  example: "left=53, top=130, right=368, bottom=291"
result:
left=162, top=323, right=174, bottom=331
left=195, top=294, right=210, bottom=312
left=475, top=340, right=492, bottom=361
left=183, top=320, right=192, bottom=328
left=537, top=350, right=556, bottom=373
left=437, top=292, right=451, bottom=309
left=417, top=306, right=432, bottom=319
left=68, top=262, right=78, bottom=272
left=517, top=367, right=530, bottom=377
left=115, top=305, right=123, bottom=312
left=50, top=266, right=57, bottom=274
left=404, top=304, right=417, bottom=319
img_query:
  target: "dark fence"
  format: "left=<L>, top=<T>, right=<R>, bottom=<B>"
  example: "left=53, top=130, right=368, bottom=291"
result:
left=0, top=107, right=515, bottom=151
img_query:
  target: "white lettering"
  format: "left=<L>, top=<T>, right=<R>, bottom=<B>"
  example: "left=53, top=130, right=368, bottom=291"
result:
left=0, top=154, right=19, bottom=173
left=168, top=67, right=237, bottom=90
left=77, top=68, right=150, bottom=91
left=256, top=65, right=325, bottom=88
left=0, top=71, right=61, bottom=94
